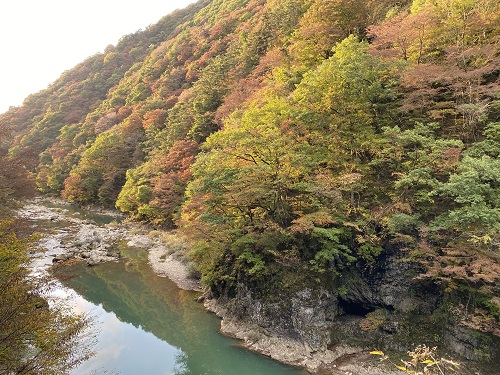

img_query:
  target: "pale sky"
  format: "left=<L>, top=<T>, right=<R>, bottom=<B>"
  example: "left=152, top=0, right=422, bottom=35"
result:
left=0, top=0, right=198, bottom=113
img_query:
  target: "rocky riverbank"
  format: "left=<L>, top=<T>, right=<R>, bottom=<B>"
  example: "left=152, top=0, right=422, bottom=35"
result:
left=15, top=198, right=439, bottom=375
left=17, top=198, right=201, bottom=291
left=19, top=198, right=398, bottom=374
left=204, top=298, right=400, bottom=375
left=22, top=198, right=490, bottom=375
left=18, top=198, right=125, bottom=268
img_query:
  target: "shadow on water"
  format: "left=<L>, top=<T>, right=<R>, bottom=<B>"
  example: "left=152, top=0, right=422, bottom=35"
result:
left=60, top=243, right=306, bottom=375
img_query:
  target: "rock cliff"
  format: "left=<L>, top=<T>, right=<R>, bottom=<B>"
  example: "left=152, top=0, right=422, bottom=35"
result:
left=205, top=247, right=500, bottom=374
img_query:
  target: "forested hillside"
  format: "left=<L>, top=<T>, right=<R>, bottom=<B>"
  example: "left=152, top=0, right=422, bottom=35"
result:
left=1, top=0, right=499, bottom=368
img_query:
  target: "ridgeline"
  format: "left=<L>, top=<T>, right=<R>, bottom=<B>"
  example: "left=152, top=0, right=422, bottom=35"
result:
left=1, top=0, right=499, bottom=372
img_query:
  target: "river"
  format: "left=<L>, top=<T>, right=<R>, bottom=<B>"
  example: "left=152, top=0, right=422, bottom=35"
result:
left=20, top=199, right=307, bottom=375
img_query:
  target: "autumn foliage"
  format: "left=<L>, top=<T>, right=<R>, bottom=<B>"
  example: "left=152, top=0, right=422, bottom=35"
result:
left=0, top=0, right=499, bottom=355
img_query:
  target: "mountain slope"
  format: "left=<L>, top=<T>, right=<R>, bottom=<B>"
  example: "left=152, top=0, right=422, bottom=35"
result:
left=1, top=0, right=499, bottom=371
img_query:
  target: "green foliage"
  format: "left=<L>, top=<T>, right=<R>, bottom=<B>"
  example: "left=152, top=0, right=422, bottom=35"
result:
left=116, top=166, right=153, bottom=218
left=187, top=94, right=315, bottom=230
left=62, top=118, right=143, bottom=206
left=188, top=55, right=231, bottom=142
left=388, top=213, right=422, bottom=234
left=237, top=250, right=266, bottom=276
left=2, top=0, right=499, bottom=336
left=290, top=0, right=370, bottom=67
left=295, top=34, right=397, bottom=119
left=431, top=0, right=499, bottom=50
left=465, top=122, right=500, bottom=158
left=116, top=138, right=198, bottom=226
left=378, top=123, right=463, bottom=220
left=433, top=154, right=500, bottom=231
left=430, top=123, right=500, bottom=234
left=309, top=227, right=354, bottom=271
left=181, top=37, right=400, bottom=284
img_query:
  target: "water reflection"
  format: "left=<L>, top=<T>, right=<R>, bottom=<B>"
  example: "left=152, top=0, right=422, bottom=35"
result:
left=23, top=199, right=305, bottom=375
left=61, top=248, right=305, bottom=375
left=71, top=296, right=180, bottom=375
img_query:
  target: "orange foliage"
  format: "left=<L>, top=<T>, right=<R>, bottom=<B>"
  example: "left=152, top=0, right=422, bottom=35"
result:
left=150, top=139, right=199, bottom=225
left=142, top=109, right=168, bottom=130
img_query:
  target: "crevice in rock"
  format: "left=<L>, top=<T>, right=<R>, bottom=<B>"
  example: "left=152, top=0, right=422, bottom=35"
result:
left=338, top=299, right=375, bottom=316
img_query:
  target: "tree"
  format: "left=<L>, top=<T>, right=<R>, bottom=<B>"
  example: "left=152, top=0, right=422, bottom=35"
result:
left=35, top=123, right=82, bottom=194
left=115, top=165, right=153, bottom=220
left=290, top=0, right=371, bottom=67
left=62, top=116, right=144, bottom=206
left=376, top=122, right=463, bottom=221
left=116, top=138, right=198, bottom=226
left=183, top=95, right=315, bottom=230
left=150, top=139, right=199, bottom=226
left=432, top=0, right=497, bottom=50
left=0, top=150, right=35, bottom=208
left=432, top=122, right=500, bottom=235
left=180, top=36, right=402, bottom=284
left=180, top=95, right=320, bottom=283
left=0, top=219, right=94, bottom=374
left=368, top=8, right=434, bottom=64
left=293, top=35, right=399, bottom=162
left=188, top=55, right=231, bottom=142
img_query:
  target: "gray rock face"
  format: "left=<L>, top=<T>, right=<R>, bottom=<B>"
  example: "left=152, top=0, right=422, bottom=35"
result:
left=209, top=248, right=500, bottom=372
left=204, top=297, right=364, bottom=374
left=444, top=325, right=500, bottom=361
left=218, top=251, right=435, bottom=356
left=290, top=289, right=337, bottom=350
left=226, top=284, right=337, bottom=351
left=339, top=253, right=434, bottom=314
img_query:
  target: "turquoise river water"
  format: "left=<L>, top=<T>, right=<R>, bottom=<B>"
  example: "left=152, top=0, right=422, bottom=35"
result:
left=32, top=201, right=307, bottom=375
